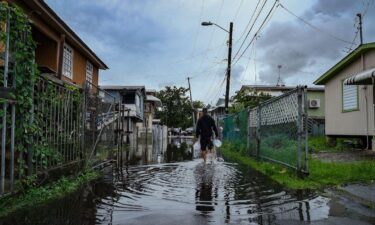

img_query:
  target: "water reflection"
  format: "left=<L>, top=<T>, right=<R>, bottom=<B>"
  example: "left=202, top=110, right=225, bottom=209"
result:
left=195, top=164, right=216, bottom=213
left=1, top=161, right=374, bottom=225
left=164, top=138, right=193, bottom=163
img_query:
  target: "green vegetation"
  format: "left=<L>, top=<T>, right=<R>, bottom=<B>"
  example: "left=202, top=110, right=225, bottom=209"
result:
left=261, top=133, right=299, bottom=166
left=0, top=170, right=101, bottom=218
left=220, top=142, right=375, bottom=190
left=156, top=86, right=203, bottom=129
left=230, top=89, right=272, bottom=114
left=309, top=136, right=360, bottom=153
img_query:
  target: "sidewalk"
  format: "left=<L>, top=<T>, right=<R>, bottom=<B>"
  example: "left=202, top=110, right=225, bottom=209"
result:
left=338, top=183, right=375, bottom=208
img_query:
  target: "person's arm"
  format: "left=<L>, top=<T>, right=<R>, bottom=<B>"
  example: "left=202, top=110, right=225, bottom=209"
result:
left=195, top=119, right=201, bottom=138
left=211, top=118, right=219, bottom=138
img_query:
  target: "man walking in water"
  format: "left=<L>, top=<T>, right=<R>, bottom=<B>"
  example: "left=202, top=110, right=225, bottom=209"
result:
left=196, top=108, right=219, bottom=163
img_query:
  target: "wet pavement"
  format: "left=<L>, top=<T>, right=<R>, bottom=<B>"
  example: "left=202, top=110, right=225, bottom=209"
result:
left=1, top=159, right=375, bottom=225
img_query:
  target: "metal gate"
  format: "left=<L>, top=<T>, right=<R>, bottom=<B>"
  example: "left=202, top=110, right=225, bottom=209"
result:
left=83, top=82, right=123, bottom=167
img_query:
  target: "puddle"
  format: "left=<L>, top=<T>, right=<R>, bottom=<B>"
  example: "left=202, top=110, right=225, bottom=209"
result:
left=1, top=159, right=374, bottom=225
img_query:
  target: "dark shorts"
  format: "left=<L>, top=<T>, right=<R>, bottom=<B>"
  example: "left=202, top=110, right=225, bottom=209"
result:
left=200, top=137, right=213, bottom=151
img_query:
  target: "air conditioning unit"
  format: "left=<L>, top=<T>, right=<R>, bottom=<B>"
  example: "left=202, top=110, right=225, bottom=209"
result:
left=309, top=99, right=320, bottom=109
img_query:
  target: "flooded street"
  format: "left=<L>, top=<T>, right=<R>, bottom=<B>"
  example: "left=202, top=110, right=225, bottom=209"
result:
left=1, top=157, right=375, bottom=225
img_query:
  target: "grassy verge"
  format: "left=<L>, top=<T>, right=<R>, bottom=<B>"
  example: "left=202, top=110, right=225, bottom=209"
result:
left=0, top=170, right=101, bottom=218
left=309, top=136, right=359, bottom=153
left=221, top=142, right=375, bottom=190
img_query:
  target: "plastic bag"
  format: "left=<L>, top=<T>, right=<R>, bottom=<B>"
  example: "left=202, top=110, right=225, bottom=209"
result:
left=213, top=139, right=222, bottom=148
left=193, top=141, right=201, bottom=151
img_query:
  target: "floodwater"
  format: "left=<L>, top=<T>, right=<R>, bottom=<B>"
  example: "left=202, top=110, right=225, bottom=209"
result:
left=1, top=141, right=375, bottom=225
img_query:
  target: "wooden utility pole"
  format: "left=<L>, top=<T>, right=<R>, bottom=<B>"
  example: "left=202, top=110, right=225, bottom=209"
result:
left=225, top=22, right=233, bottom=114
left=187, top=77, right=196, bottom=129
left=357, top=13, right=363, bottom=45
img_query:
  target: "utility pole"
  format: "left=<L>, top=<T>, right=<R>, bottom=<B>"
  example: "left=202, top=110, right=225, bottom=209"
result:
left=225, top=22, right=233, bottom=114
left=357, top=13, right=363, bottom=45
left=276, top=65, right=282, bottom=86
left=187, top=77, right=196, bottom=128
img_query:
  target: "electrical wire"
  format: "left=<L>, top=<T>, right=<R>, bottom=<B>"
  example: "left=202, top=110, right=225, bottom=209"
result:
left=279, top=3, right=352, bottom=44
left=235, top=0, right=262, bottom=45
left=233, top=0, right=269, bottom=60
left=233, top=0, right=245, bottom=22
left=233, top=0, right=279, bottom=65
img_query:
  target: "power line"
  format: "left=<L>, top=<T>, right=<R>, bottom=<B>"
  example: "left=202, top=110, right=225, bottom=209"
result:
left=233, top=0, right=269, bottom=60
left=188, top=0, right=205, bottom=62
left=233, top=0, right=279, bottom=65
left=233, top=0, right=245, bottom=22
left=279, top=3, right=352, bottom=44
left=235, top=0, right=262, bottom=44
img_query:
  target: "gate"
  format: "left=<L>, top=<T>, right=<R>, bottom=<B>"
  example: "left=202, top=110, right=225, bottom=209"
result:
left=83, top=82, right=123, bottom=167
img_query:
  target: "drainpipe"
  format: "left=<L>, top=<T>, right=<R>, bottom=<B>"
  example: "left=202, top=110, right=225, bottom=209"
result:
left=361, top=52, right=370, bottom=150
left=57, top=34, right=65, bottom=79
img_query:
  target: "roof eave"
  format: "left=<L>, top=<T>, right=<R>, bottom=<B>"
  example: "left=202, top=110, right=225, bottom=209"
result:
left=314, top=43, right=375, bottom=85
left=35, top=0, right=108, bottom=70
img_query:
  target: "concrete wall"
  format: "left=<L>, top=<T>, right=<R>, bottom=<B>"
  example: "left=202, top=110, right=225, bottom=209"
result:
left=324, top=50, right=375, bottom=136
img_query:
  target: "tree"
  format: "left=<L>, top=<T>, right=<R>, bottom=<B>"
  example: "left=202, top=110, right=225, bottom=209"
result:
left=193, top=100, right=205, bottom=109
left=156, top=86, right=195, bottom=129
left=231, top=89, right=272, bottom=113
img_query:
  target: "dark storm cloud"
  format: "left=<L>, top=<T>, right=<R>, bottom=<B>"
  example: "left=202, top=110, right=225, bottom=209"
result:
left=47, top=1, right=170, bottom=57
left=256, top=0, right=375, bottom=85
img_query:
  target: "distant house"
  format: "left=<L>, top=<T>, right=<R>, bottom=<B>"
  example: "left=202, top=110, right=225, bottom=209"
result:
left=209, top=98, right=233, bottom=123
left=145, top=89, right=162, bottom=130
left=101, top=86, right=146, bottom=160
left=239, top=85, right=325, bottom=120
left=5, top=0, right=108, bottom=88
left=314, top=43, right=375, bottom=148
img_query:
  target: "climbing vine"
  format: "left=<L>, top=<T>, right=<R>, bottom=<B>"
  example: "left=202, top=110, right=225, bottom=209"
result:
left=1, top=3, right=82, bottom=176
left=1, top=2, right=38, bottom=176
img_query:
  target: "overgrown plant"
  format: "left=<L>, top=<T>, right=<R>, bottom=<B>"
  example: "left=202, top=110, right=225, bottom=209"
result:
left=1, top=3, right=38, bottom=176
left=1, top=3, right=82, bottom=177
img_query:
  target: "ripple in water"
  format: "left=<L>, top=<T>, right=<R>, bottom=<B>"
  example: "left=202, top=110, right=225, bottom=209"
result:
left=95, top=160, right=331, bottom=224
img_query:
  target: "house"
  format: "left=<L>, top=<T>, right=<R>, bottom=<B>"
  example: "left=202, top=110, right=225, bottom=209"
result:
left=5, top=0, right=108, bottom=88
left=209, top=98, right=233, bottom=123
left=145, top=89, right=162, bottom=130
left=101, top=85, right=146, bottom=161
left=314, top=43, right=375, bottom=149
left=239, top=85, right=325, bottom=120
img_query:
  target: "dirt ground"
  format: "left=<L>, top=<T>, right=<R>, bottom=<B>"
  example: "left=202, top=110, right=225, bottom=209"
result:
left=312, top=150, right=375, bottom=162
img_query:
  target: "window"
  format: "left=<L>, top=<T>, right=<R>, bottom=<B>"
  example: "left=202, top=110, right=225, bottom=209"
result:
left=86, top=61, right=93, bottom=87
left=342, top=82, right=359, bottom=112
left=62, top=44, right=73, bottom=79
left=123, top=92, right=135, bottom=104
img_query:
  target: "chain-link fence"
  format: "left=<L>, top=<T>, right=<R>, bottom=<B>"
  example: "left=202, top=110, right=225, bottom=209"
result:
left=222, top=109, right=249, bottom=154
left=222, top=86, right=308, bottom=173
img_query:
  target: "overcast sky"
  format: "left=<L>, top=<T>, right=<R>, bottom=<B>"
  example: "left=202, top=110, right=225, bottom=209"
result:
left=45, top=0, right=375, bottom=105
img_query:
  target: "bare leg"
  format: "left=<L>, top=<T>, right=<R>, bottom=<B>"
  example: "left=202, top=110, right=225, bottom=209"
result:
left=201, top=150, right=207, bottom=163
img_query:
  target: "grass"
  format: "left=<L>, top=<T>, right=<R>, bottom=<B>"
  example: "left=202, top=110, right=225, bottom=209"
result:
left=0, top=170, right=101, bottom=218
left=308, top=136, right=358, bottom=153
left=220, top=142, right=375, bottom=190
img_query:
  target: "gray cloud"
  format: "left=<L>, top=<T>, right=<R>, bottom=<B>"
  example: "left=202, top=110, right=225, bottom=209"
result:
left=256, top=0, right=375, bottom=85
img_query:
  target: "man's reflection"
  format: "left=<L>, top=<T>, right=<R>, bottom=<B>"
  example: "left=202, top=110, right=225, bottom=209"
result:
left=195, top=164, right=215, bottom=213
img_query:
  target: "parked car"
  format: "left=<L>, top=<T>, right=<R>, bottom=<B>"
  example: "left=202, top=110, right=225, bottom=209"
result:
left=185, top=127, right=194, bottom=135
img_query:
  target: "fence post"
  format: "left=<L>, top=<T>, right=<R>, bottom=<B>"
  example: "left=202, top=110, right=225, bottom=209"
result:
left=1, top=9, right=10, bottom=194
left=297, top=86, right=303, bottom=172
left=303, top=87, right=309, bottom=173
left=256, top=106, right=261, bottom=160
left=247, top=109, right=250, bottom=155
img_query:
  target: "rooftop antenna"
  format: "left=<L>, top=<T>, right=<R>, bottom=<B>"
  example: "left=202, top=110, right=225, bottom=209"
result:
left=276, top=65, right=283, bottom=86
